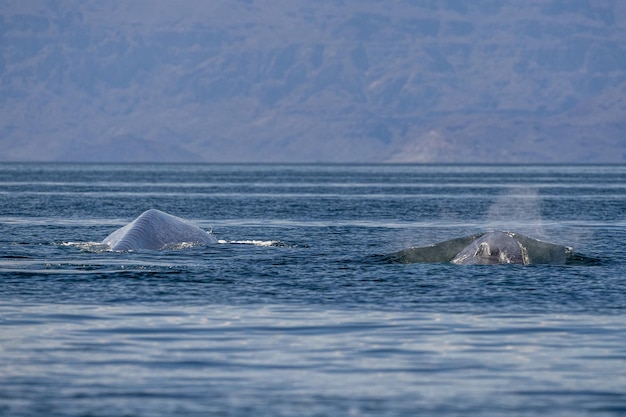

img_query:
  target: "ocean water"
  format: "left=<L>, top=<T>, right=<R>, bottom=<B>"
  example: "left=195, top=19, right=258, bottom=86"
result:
left=0, top=163, right=625, bottom=417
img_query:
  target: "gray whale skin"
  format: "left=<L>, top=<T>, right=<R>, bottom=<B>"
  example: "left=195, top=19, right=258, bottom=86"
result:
left=388, top=231, right=583, bottom=265
left=102, top=209, right=217, bottom=251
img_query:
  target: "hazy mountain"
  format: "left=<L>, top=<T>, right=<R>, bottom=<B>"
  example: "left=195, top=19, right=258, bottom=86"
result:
left=1, top=0, right=625, bottom=162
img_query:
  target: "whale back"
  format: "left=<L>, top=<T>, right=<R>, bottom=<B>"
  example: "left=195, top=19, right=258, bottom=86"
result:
left=451, top=231, right=528, bottom=265
left=386, top=231, right=583, bottom=265
left=387, top=234, right=482, bottom=263
left=509, top=232, right=573, bottom=264
left=102, top=209, right=217, bottom=251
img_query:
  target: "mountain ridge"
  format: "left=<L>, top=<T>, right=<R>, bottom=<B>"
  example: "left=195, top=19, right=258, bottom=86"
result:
left=1, top=0, right=625, bottom=162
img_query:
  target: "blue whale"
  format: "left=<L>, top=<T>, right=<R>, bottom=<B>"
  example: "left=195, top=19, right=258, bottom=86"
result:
left=102, top=209, right=217, bottom=251
left=387, top=231, right=591, bottom=265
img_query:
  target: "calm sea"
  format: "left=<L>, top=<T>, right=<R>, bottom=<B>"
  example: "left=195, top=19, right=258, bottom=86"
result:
left=1, top=163, right=625, bottom=417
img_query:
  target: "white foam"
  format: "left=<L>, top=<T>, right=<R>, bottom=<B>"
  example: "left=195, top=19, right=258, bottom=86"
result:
left=61, top=241, right=112, bottom=252
left=218, top=240, right=281, bottom=247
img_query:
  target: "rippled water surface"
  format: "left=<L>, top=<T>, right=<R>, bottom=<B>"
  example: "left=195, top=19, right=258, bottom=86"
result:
left=1, top=164, right=625, bottom=416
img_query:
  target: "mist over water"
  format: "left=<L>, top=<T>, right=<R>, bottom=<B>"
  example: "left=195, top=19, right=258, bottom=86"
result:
left=486, top=188, right=543, bottom=234
left=0, top=163, right=625, bottom=417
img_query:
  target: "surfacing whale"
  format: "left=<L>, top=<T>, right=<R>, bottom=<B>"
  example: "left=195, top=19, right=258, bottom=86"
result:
left=387, top=231, right=593, bottom=265
left=102, top=209, right=217, bottom=251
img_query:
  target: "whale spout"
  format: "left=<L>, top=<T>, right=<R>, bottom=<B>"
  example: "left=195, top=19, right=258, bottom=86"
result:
left=102, top=209, right=217, bottom=251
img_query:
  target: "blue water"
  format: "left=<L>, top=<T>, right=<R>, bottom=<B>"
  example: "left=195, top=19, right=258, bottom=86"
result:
left=1, top=164, right=625, bottom=416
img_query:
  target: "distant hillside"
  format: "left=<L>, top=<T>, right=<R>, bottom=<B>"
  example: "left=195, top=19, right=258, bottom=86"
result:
left=1, top=0, right=625, bottom=162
